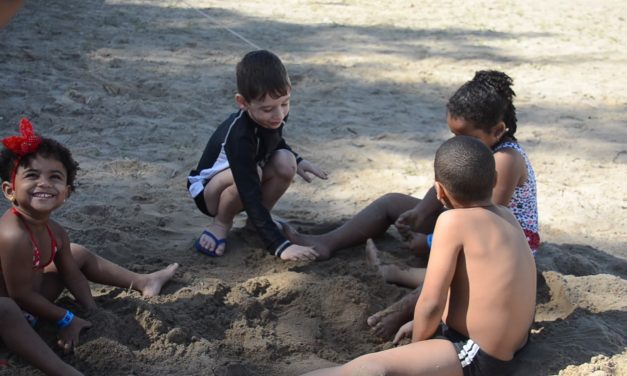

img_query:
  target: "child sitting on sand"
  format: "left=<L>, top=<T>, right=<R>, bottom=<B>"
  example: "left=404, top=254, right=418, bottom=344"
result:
left=187, top=50, right=328, bottom=261
left=284, top=70, right=539, bottom=339
left=302, top=136, right=537, bottom=376
left=0, top=297, right=83, bottom=376
left=0, top=119, right=179, bottom=353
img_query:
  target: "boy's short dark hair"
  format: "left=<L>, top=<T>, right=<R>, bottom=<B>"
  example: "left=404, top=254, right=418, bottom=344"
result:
left=236, top=50, right=291, bottom=102
left=0, top=137, right=80, bottom=192
left=434, top=136, right=495, bottom=203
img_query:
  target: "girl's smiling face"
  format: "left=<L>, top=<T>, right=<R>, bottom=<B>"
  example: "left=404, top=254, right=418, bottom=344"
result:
left=6, top=155, right=70, bottom=214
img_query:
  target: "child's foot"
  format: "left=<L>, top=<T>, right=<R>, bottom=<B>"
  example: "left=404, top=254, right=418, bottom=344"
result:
left=367, top=289, right=420, bottom=340
left=282, top=223, right=331, bottom=259
left=198, top=222, right=229, bottom=256
left=365, top=239, right=399, bottom=284
left=140, top=263, right=180, bottom=297
left=365, top=238, right=382, bottom=266
left=365, top=239, right=386, bottom=277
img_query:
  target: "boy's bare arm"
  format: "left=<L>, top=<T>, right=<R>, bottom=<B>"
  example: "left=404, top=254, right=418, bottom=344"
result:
left=411, top=212, right=461, bottom=342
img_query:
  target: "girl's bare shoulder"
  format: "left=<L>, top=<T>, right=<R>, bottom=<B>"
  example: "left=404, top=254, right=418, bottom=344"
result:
left=493, top=147, right=524, bottom=168
left=0, top=211, right=26, bottom=246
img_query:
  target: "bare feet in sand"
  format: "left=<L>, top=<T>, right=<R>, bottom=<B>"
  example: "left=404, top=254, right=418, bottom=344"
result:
left=367, top=288, right=420, bottom=340
left=197, top=222, right=230, bottom=256
left=366, top=239, right=426, bottom=288
left=365, top=239, right=426, bottom=340
left=282, top=223, right=331, bottom=259
left=366, top=238, right=391, bottom=281
left=138, top=263, right=180, bottom=297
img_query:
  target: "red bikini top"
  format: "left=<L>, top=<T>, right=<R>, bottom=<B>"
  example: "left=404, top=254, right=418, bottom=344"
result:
left=10, top=207, right=58, bottom=270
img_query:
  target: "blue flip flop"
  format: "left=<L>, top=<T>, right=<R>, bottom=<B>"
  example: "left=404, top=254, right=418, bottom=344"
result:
left=194, top=229, right=226, bottom=257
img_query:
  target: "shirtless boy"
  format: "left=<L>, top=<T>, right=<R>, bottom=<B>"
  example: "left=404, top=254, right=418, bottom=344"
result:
left=302, top=135, right=536, bottom=376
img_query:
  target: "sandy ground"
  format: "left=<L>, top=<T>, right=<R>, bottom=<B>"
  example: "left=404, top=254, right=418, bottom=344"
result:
left=1, top=0, right=626, bottom=375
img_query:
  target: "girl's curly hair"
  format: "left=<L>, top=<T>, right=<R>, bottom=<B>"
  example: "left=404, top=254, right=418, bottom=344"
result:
left=446, top=70, right=517, bottom=140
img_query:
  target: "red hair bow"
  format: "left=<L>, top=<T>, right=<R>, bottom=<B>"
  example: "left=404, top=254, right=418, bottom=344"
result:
left=2, top=118, right=42, bottom=156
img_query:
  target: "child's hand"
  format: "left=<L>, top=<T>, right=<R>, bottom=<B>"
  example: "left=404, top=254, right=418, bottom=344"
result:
left=395, top=208, right=423, bottom=236
left=395, top=209, right=414, bottom=237
left=57, top=316, right=92, bottom=353
left=392, top=320, right=414, bottom=345
left=280, top=244, right=319, bottom=261
left=296, top=159, right=328, bottom=183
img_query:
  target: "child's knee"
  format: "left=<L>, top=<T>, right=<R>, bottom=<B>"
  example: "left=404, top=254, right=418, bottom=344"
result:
left=380, top=192, right=409, bottom=203
left=271, top=150, right=297, bottom=180
left=276, top=163, right=297, bottom=180
left=345, top=355, right=386, bottom=376
left=316, top=248, right=331, bottom=261
left=69, top=243, right=90, bottom=257
left=0, top=297, right=20, bottom=316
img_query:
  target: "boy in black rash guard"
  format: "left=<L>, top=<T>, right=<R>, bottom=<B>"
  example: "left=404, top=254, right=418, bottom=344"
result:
left=187, top=50, right=328, bottom=261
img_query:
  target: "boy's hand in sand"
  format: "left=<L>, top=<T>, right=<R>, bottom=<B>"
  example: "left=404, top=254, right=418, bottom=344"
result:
left=296, top=159, right=328, bottom=183
left=392, top=320, right=413, bottom=345
left=57, top=316, right=92, bottom=353
left=280, top=244, right=319, bottom=261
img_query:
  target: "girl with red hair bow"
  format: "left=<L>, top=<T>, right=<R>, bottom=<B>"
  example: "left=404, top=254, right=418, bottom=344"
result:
left=0, top=119, right=179, bottom=369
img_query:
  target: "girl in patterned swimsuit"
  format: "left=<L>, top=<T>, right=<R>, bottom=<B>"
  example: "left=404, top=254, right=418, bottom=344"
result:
left=0, top=119, right=179, bottom=358
left=365, top=70, right=540, bottom=288
left=365, top=70, right=539, bottom=291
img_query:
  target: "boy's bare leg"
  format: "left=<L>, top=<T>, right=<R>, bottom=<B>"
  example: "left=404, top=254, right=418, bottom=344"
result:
left=365, top=239, right=425, bottom=288
left=284, top=193, right=420, bottom=259
left=199, top=169, right=245, bottom=256
left=69, top=244, right=178, bottom=297
left=301, top=339, right=462, bottom=376
left=0, top=298, right=83, bottom=376
left=367, top=288, right=421, bottom=340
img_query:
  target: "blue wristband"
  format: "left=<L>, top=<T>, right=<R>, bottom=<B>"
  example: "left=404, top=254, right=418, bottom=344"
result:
left=56, top=310, right=74, bottom=329
left=426, top=233, right=434, bottom=249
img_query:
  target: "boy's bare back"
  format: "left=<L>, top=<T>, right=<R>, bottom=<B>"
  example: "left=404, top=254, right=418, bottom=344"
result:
left=430, top=204, right=536, bottom=360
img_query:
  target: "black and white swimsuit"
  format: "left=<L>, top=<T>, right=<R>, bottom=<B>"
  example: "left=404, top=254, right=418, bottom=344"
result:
left=187, top=110, right=301, bottom=256
left=434, top=323, right=527, bottom=376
